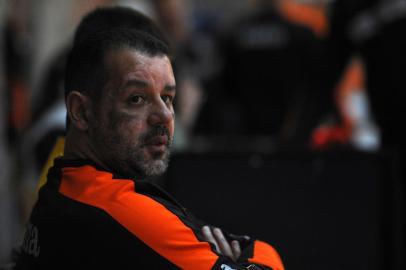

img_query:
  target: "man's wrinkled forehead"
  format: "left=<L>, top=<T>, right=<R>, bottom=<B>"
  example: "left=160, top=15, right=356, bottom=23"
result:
left=101, top=48, right=174, bottom=93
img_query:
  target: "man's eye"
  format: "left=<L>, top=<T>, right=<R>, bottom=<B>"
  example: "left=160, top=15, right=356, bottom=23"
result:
left=162, top=95, right=173, bottom=104
left=129, top=95, right=145, bottom=105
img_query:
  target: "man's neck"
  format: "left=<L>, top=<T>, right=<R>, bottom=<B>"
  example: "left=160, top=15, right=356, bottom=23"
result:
left=63, top=128, right=111, bottom=172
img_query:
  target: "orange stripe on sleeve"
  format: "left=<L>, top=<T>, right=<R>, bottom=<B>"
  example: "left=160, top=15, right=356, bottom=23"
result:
left=59, top=166, right=219, bottom=270
left=248, top=240, right=285, bottom=270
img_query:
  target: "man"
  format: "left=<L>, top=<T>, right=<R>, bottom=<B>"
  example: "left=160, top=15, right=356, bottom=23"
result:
left=28, top=6, right=170, bottom=174
left=15, top=11, right=284, bottom=270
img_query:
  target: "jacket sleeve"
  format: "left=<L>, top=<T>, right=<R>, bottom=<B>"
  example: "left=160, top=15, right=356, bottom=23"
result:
left=239, top=239, right=284, bottom=270
left=210, top=228, right=284, bottom=270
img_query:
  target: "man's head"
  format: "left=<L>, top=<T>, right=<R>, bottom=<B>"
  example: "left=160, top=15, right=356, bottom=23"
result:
left=64, top=6, right=170, bottom=128
left=65, top=26, right=176, bottom=179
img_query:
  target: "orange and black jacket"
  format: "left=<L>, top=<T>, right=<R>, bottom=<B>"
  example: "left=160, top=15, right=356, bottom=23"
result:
left=16, top=159, right=284, bottom=270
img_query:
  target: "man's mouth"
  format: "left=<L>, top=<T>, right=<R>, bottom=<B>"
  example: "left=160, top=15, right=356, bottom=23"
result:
left=144, top=135, right=169, bottom=153
left=146, top=135, right=168, bottom=146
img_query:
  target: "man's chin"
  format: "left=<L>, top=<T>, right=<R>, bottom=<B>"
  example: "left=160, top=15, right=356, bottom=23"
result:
left=138, top=159, right=168, bottom=177
left=143, top=145, right=169, bottom=160
left=133, top=150, right=170, bottom=177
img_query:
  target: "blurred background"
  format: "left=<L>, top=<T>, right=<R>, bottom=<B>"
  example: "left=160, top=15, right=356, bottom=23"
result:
left=0, top=0, right=405, bottom=269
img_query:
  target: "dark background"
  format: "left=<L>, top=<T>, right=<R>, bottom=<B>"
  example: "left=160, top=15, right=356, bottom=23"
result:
left=165, top=150, right=404, bottom=270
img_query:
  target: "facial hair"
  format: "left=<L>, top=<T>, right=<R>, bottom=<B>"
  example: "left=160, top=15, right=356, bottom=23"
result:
left=90, top=118, right=173, bottom=179
left=126, top=125, right=173, bottom=178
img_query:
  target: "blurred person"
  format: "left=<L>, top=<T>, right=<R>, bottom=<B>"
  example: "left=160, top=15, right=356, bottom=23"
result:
left=325, top=0, right=406, bottom=150
left=0, top=0, right=32, bottom=265
left=275, top=0, right=380, bottom=150
left=13, top=14, right=285, bottom=270
left=322, top=0, right=406, bottom=170
left=195, top=0, right=324, bottom=146
left=276, top=0, right=346, bottom=150
left=2, top=0, right=31, bottom=145
left=329, top=56, right=380, bottom=151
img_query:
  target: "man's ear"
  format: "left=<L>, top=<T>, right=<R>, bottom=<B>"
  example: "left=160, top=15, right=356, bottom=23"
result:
left=66, top=91, right=92, bottom=131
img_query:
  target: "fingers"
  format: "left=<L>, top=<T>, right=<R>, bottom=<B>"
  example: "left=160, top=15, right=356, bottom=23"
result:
left=202, top=226, right=243, bottom=262
left=212, top=227, right=235, bottom=260
left=231, top=240, right=242, bottom=261
left=202, top=226, right=220, bottom=253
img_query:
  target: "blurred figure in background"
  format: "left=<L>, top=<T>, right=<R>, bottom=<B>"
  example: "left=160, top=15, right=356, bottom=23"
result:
left=2, top=0, right=31, bottom=146
left=0, top=0, right=32, bottom=264
left=324, top=0, right=406, bottom=151
left=312, top=55, right=380, bottom=151
left=195, top=0, right=324, bottom=149
left=276, top=0, right=380, bottom=151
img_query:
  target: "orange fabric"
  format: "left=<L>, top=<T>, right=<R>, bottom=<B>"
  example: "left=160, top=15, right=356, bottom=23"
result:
left=11, top=80, right=30, bottom=131
left=248, top=240, right=285, bottom=270
left=335, top=58, right=365, bottom=127
left=337, top=60, right=365, bottom=96
left=280, top=1, right=328, bottom=37
left=59, top=165, right=218, bottom=270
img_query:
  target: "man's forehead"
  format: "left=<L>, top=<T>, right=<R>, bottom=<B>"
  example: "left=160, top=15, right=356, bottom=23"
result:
left=107, top=47, right=168, bottom=60
left=104, top=48, right=171, bottom=73
left=103, top=48, right=175, bottom=90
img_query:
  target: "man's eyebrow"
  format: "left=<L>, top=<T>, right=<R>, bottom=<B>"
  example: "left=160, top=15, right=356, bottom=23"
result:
left=121, top=79, right=176, bottom=92
left=123, top=79, right=148, bottom=89
left=164, top=84, right=176, bottom=92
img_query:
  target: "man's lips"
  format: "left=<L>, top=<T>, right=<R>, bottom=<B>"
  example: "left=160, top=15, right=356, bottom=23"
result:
left=145, top=135, right=168, bottom=146
left=144, top=136, right=168, bottom=154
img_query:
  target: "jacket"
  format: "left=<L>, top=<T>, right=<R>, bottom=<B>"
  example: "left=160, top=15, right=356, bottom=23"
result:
left=16, top=158, right=284, bottom=270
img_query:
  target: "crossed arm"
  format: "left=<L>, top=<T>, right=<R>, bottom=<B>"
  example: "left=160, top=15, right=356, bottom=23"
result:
left=200, top=225, right=284, bottom=270
left=202, top=225, right=247, bottom=262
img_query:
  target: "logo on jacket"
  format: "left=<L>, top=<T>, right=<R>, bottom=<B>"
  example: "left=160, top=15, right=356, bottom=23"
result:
left=221, top=264, right=237, bottom=270
left=22, top=222, right=40, bottom=258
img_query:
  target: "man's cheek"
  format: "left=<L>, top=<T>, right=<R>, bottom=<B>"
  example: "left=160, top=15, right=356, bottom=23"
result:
left=112, top=110, right=144, bottom=131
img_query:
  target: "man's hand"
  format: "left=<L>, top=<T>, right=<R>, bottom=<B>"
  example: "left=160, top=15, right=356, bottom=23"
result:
left=202, top=226, right=242, bottom=262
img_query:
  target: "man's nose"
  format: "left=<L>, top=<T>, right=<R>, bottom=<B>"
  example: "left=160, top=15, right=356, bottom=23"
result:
left=148, top=100, right=174, bottom=126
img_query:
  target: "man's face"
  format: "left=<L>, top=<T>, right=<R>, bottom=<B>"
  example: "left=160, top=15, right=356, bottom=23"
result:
left=88, top=48, right=176, bottom=178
